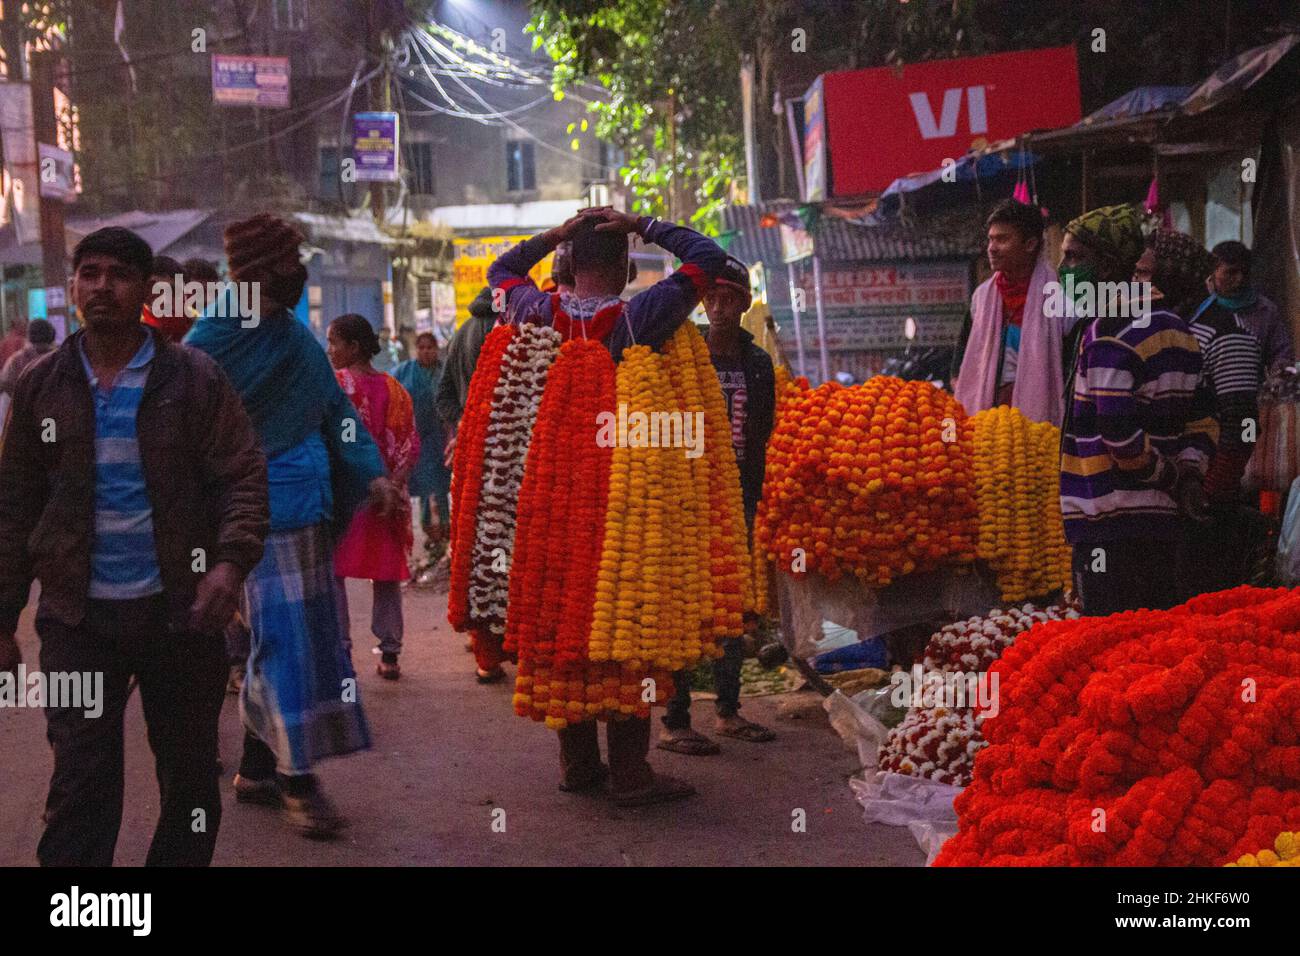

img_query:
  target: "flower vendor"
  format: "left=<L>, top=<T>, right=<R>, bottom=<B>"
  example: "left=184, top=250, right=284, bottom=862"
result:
left=658, top=254, right=777, bottom=756
left=1058, top=205, right=1213, bottom=615
left=953, top=199, right=1072, bottom=426
left=488, top=206, right=729, bottom=807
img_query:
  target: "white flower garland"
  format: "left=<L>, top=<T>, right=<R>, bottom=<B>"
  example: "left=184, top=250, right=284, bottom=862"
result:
left=879, top=601, right=1080, bottom=787
left=467, top=323, right=561, bottom=634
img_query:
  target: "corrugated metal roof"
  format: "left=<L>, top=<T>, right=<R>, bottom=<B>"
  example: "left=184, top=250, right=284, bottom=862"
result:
left=723, top=201, right=983, bottom=270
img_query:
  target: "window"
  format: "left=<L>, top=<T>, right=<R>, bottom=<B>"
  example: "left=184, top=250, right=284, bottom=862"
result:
left=403, top=141, right=435, bottom=196
left=506, top=140, right=535, bottom=192
left=272, top=0, right=307, bottom=31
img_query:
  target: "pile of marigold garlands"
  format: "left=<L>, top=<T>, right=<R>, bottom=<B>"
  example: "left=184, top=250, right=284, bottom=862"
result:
left=755, top=383, right=1070, bottom=600
left=934, top=586, right=1300, bottom=866
left=755, top=377, right=978, bottom=589
left=970, top=406, right=1071, bottom=602
left=451, top=321, right=753, bottom=729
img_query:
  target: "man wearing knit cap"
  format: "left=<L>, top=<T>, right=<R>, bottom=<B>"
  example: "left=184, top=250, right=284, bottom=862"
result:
left=187, top=212, right=402, bottom=838
left=1058, top=207, right=1210, bottom=615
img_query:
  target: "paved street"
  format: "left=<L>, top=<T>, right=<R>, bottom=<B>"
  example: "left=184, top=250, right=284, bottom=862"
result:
left=1, top=580, right=923, bottom=867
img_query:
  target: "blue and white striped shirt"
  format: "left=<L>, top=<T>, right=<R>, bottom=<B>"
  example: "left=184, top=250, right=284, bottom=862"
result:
left=79, top=333, right=164, bottom=599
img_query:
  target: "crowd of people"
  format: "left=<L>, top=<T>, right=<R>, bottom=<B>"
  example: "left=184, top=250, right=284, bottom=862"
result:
left=954, top=198, right=1288, bottom=616
left=0, top=193, right=1289, bottom=863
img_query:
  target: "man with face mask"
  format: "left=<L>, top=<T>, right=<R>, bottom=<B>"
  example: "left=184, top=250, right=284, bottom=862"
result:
left=1206, top=241, right=1291, bottom=373
left=1058, top=207, right=1210, bottom=615
left=187, top=213, right=403, bottom=838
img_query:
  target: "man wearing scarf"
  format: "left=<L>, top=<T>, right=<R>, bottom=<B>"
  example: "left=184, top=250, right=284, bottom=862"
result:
left=187, top=213, right=402, bottom=838
left=954, top=200, right=1067, bottom=425
left=1058, top=206, right=1210, bottom=615
left=1208, top=241, right=1291, bottom=373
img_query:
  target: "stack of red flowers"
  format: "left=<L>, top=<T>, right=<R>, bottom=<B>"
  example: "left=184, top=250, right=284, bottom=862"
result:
left=935, top=587, right=1300, bottom=866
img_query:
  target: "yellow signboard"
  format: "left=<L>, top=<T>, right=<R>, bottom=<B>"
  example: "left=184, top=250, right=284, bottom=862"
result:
left=452, top=235, right=555, bottom=326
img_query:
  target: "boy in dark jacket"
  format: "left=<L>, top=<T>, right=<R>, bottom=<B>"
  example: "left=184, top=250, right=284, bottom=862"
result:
left=0, top=227, right=269, bottom=866
left=659, top=255, right=778, bottom=755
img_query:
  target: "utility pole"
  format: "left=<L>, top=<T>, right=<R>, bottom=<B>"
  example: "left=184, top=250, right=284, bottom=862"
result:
left=30, top=47, right=68, bottom=337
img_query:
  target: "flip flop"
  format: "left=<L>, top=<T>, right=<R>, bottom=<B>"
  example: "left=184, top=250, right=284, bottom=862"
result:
left=656, top=729, right=721, bottom=756
left=611, top=773, right=696, bottom=807
left=715, top=720, right=776, bottom=743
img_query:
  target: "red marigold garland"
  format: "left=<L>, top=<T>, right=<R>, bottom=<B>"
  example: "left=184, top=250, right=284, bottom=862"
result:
left=934, top=586, right=1300, bottom=866
left=448, top=324, right=514, bottom=631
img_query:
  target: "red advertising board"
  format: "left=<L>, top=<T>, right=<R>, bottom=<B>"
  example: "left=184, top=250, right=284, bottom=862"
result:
left=820, top=46, right=1080, bottom=196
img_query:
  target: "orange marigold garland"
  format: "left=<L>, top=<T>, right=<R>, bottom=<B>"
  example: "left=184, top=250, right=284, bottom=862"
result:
left=756, top=377, right=977, bottom=588
left=934, top=586, right=1300, bottom=866
left=448, top=324, right=514, bottom=631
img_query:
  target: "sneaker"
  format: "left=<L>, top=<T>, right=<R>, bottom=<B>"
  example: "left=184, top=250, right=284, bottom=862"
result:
left=282, top=784, right=348, bottom=839
left=232, top=773, right=282, bottom=807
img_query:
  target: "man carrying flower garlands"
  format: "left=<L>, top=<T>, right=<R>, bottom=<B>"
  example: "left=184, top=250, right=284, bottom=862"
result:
left=488, top=206, right=729, bottom=807
left=658, top=254, right=778, bottom=756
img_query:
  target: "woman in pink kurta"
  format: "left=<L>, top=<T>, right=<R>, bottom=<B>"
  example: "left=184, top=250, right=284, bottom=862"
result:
left=327, top=314, right=420, bottom=679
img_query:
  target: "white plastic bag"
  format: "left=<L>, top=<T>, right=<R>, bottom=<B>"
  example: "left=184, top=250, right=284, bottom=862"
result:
left=1276, top=476, right=1300, bottom=584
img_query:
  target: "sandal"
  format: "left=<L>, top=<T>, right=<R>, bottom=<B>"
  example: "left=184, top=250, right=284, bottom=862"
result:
left=715, top=719, right=776, bottom=743
left=656, top=729, right=721, bottom=756
left=611, top=773, right=696, bottom=807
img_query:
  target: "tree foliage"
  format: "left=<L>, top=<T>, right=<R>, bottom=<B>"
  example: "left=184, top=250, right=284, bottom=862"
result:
left=528, top=0, right=1297, bottom=224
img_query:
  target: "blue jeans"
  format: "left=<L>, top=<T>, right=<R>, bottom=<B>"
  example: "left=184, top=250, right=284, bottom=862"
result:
left=663, top=637, right=744, bottom=730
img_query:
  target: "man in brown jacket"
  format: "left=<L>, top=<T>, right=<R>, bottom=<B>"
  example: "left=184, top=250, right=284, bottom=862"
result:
left=0, top=227, right=269, bottom=866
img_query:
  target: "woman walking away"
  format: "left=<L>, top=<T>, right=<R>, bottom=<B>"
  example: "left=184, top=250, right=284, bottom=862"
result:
left=327, top=314, right=420, bottom=681
left=187, top=214, right=402, bottom=839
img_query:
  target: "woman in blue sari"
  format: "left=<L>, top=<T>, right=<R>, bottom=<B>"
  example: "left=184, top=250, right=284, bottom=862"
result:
left=394, top=332, right=452, bottom=547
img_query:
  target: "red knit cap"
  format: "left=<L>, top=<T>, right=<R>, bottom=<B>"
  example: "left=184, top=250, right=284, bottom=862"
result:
left=223, top=213, right=305, bottom=283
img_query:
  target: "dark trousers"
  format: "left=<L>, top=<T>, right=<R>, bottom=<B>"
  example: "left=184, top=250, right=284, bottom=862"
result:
left=36, top=595, right=228, bottom=867
left=1176, top=506, right=1259, bottom=602
left=1071, top=539, right=1178, bottom=617
left=557, top=716, right=654, bottom=793
left=663, top=636, right=744, bottom=730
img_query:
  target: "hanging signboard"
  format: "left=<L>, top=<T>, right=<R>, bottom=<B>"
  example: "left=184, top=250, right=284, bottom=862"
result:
left=211, top=54, right=291, bottom=108
left=452, top=235, right=554, bottom=323
left=780, top=221, right=814, bottom=263
left=352, top=111, right=400, bottom=182
left=802, top=76, right=827, bottom=202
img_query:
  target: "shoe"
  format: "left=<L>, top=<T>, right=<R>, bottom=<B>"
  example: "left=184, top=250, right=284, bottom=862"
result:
left=232, top=773, right=283, bottom=808
left=377, top=658, right=401, bottom=680
left=281, top=784, right=348, bottom=839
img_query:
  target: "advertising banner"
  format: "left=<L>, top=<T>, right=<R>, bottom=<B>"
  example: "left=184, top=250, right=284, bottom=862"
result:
left=820, top=46, right=1080, bottom=195
left=802, top=76, right=826, bottom=201
left=352, top=111, right=400, bottom=182
left=212, top=54, right=290, bottom=108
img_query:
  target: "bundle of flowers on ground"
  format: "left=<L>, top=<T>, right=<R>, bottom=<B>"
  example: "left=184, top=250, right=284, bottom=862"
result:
left=878, top=603, right=1080, bottom=786
left=934, top=587, right=1300, bottom=866
left=504, top=323, right=750, bottom=727
left=756, top=377, right=977, bottom=588
left=1225, top=830, right=1299, bottom=867
left=467, top=323, right=561, bottom=636
left=970, top=406, right=1071, bottom=602
left=448, top=324, right=514, bottom=631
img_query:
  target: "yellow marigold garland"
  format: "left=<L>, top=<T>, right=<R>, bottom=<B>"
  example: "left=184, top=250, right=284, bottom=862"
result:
left=1225, top=831, right=1300, bottom=867
left=970, top=405, right=1071, bottom=602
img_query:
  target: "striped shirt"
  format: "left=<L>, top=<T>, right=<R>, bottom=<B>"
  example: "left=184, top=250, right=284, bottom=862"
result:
left=1060, top=310, right=1210, bottom=544
left=1188, top=299, right=1261, bottom=496
left=79, top=333, right=164, bottom=599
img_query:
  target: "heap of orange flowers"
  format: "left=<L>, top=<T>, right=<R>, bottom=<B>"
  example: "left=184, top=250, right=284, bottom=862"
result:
left=448, top=324, right=514, bottom=631
left=755, top=377, right=978, bottom=588
left=934, top=587, right=1300, bottom=866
